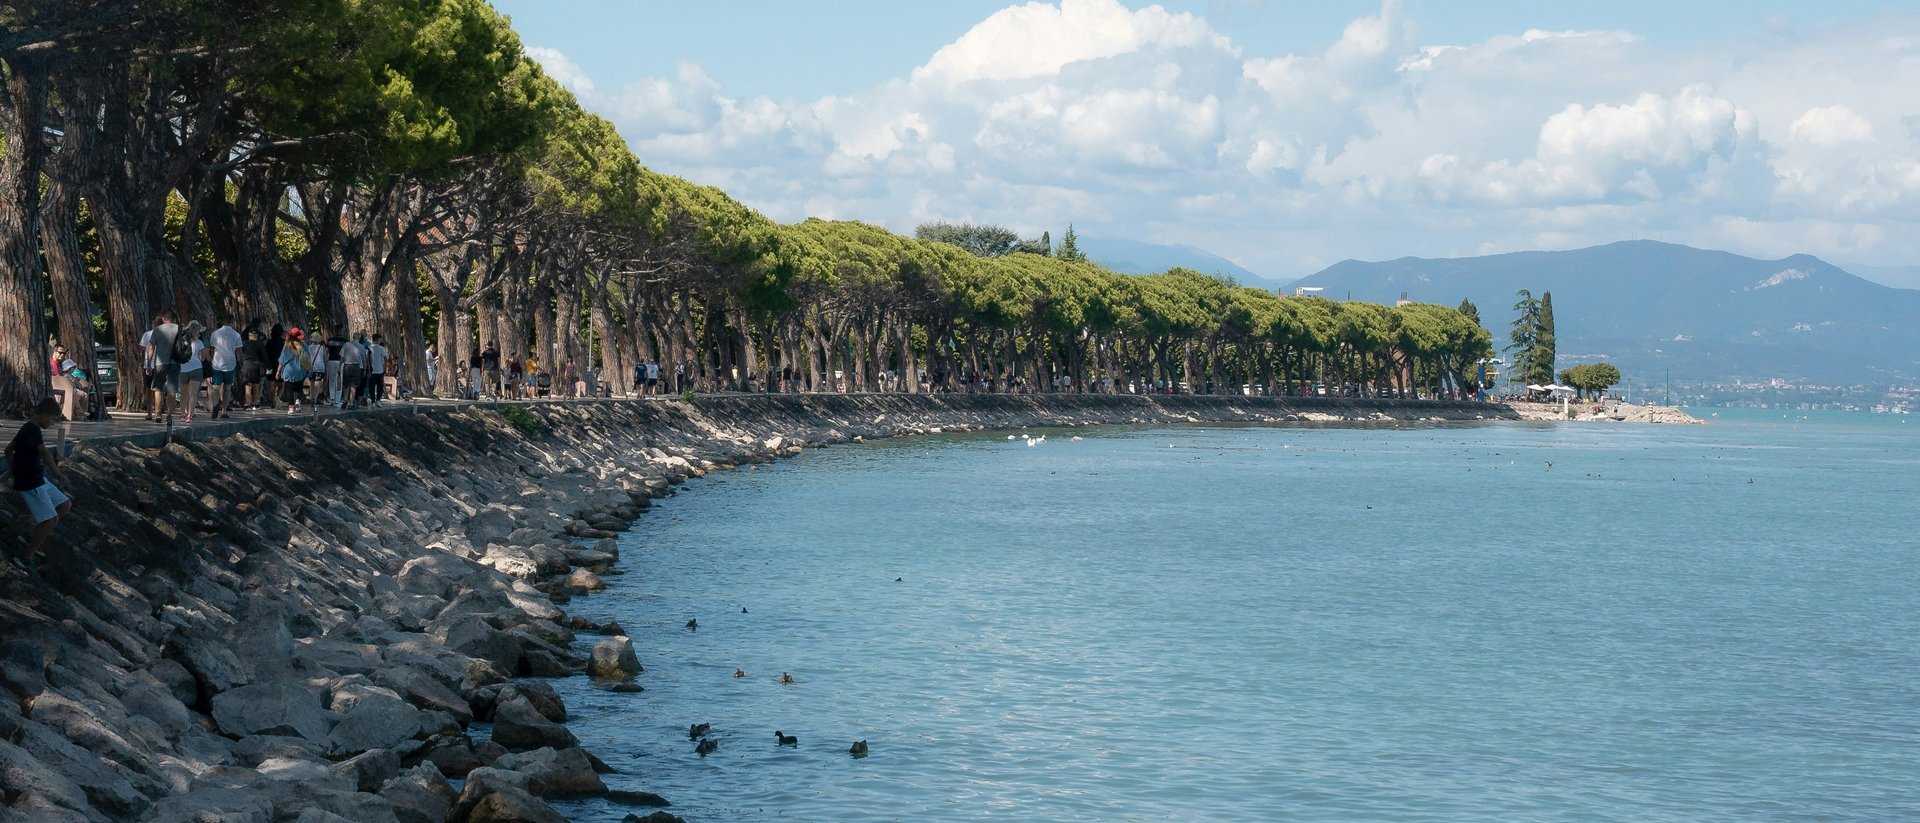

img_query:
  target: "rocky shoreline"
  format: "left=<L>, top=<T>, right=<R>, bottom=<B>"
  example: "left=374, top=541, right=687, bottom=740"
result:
left=0, top=393, right=1629, bottom=822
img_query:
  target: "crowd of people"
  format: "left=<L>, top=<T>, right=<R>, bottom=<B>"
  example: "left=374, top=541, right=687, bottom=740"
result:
left=44, top=314, right=409, bottom=423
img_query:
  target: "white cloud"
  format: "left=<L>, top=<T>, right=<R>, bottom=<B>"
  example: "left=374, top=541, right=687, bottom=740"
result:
left=537, top=4, right=1920, bottom=273
left=1790, top=105, right=1875, bottom=146
left=912, top=0, right=1234, bottom=86
left=526, top=46, right=594, bottom=95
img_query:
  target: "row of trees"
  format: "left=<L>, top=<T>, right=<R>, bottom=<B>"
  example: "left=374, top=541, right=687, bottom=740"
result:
left=0, top=1, right=1494, bottom=418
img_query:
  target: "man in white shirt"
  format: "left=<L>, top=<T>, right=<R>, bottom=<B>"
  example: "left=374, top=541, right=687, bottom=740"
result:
left=368, top=333, right=390, bottom=406
left=339, top=333, right=366, bottom=409
left=209, top=320, right=242, bottom=419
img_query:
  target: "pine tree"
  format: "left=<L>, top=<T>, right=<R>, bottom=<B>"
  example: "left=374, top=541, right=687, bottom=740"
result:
left=1530, top=291, right=1557, bottom=385
left=1506, top=289, right=1539, bottom=387
left=1057, top=224, right=1088, bottom=264
left=1457, top=298, right=1480, bottom=327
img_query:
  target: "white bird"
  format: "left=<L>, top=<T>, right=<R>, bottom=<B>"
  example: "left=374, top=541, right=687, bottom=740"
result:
left=1007, top=435, right=1017, bottom=440
left=1070, top=436, right=1083, bottom=442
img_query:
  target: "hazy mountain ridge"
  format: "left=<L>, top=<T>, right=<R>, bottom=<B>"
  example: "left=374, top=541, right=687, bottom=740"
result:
left=1291, top=240, right=1920, bottom=384
left=1078, top=236, right=1291, bottom=291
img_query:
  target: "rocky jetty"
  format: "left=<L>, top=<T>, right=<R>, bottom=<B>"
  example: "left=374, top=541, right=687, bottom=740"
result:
left=0, top=393, right=1523, bottom=821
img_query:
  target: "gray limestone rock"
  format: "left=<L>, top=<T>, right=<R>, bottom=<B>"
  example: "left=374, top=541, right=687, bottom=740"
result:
left=333, top=748, right=402, bottom=792
left=371, top=665, right=475, bottom=725
left=496, top=682, right=566, bottom=723
left=149, top=658, right=199, bottom=708
left=567, top=568, right=606, bottom=592
left=430, top=616, right=519, bottom=673
left=327, top=693, right=424, bottom=756
left=588, top=636, right=641, bottom=679
left=492, top=746, right=606, bottom=796
left=379, top=762, right=457, bottom=823
left=488, top=695, right=578, bottom=752
left=120, top=682, right=193, bottom=736
left=0, top=737, right=101, bottom=823
left=211, top=682, right=331, bottom=742
left=231, top=735, right=323, bottom=768
left=464, top=506, right=519, bottom=551
left=462, top=785, right=566, bottom=823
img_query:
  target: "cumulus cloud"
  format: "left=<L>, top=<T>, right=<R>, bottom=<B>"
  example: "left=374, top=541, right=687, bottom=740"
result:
left=532, top=3, right=1920, bottom=273
left=1790, top=105, right=1875, bottom=146
left=526, top=46, right=594, bottom=95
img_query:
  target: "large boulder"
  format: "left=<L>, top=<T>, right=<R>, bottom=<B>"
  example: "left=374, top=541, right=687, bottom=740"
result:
left=395, top=553, right=495, bottom=600
left=327, top=693, right=425, bottom=756
left=211, top=682, right=330, bottom=742
left=463, top=785, right=566, bottom=823
left=430, top=616, right=519, bottom=673
left=121, top=682, right=193, bottom=737
left=371, top=665, right=475, bottom=725
left=493, top=747, right=606, bottom=796
left=588, top=636, right=641, bottom=679
left=407, top=734, right=502, bottom=779
left=333, top=748, right=402, bottom=793
left=464, top=506, right=519, bottom=550
left=380, top=763, right=458, bottom=823
left=496, top=682, right=566, bottom=723
left=489, top=695, right=577, bottom=752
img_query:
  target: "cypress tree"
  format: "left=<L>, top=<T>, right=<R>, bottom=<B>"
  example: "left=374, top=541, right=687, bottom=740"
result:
left=1530, top=291, right=1557, bottom=385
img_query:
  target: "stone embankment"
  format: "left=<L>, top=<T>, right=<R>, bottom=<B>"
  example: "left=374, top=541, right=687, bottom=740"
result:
left=1506, top=400, right=1704, bottom=424
left=0, top=393, right=1549, bottom=822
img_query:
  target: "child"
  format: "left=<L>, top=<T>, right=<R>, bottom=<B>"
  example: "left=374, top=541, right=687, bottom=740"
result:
left=6, top=398, right=72, bottom=573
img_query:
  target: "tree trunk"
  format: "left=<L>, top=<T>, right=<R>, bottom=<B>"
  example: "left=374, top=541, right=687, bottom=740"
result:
left=41, top=176, right=95, bottom=378
left=0, top=56, right=48, bottom=416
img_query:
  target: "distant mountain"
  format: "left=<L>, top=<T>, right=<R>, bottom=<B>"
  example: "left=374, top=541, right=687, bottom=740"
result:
left=1078, top=236, right=1291, bottom=292
left=1291, top=240, right=1920, bottom=384
left=1839, top=263, right=1920, bottom=291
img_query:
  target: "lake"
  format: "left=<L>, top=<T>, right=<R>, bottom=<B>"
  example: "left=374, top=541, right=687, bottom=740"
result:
left=550, top=410, right=1920, bottom=821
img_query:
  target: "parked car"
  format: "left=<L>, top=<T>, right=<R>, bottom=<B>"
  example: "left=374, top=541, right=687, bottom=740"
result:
left=93, top=344, right=118, bottom=405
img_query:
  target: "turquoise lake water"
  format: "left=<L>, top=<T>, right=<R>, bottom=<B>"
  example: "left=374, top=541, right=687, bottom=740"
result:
left=549, top=411, right=1919, bottom=821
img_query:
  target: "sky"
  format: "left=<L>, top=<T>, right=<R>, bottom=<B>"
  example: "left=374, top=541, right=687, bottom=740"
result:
left=498, top=0, right=1920, bottom=278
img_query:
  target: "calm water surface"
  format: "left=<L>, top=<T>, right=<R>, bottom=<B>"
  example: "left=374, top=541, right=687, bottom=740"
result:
left=549, top=411, right=1919, bottom=821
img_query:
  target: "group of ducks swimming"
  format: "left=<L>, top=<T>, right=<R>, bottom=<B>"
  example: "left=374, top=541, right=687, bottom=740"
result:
left=686, top=609, right=867, bottom=759
left=688, top=722, right=868, bottom=758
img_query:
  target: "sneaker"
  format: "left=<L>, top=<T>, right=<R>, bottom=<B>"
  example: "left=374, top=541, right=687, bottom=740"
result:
left=287, top=405, right=296, bottom=415
left=183, top=414, right=193, bottom=423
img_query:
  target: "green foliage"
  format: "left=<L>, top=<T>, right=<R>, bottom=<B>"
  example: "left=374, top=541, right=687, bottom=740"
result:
left=1530, top=292, right=1557, bottom=386
left=1056, top=224, right=1088, bottom=264
left=1558, top=362, right=1621, bottom=398
left=499, top=404, right=541, bottom=433
left=914, top=221, right=1020, bottom=258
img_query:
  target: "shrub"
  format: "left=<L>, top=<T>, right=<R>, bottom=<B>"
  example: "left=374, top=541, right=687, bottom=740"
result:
left=501, top=405, right=542, bottom=433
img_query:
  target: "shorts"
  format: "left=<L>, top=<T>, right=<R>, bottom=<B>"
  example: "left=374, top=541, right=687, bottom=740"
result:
left=154, top=364, right=180, bottom=392
left=18, top=481, right=69, bottom=525
left=211, top=369, right=236, bottom=386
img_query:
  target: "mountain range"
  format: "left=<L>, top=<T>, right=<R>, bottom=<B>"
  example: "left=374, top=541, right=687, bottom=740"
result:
left=1078, top=236, right=1290, bottom=292
left=1289, top=240, right=1920, bottom=385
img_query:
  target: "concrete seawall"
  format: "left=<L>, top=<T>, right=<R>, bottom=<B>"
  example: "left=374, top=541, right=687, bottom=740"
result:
left=0, top=394, right=1523, bottom=822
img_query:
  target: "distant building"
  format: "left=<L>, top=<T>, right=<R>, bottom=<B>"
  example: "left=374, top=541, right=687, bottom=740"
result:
left=1293, top=286, right=1325, bottom=298
left=1394, top=291, right=1412, bottom=307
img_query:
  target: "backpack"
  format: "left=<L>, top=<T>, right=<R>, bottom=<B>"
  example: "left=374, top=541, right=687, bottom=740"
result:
left=172, top=334, right=193, bottom=365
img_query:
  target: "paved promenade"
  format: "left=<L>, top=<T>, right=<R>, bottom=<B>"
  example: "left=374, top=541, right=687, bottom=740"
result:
left=0, top=395, right=604, bottom=455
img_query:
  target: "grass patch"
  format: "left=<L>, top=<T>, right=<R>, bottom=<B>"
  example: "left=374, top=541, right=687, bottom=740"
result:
left=500, top=405, right=542, bottom=433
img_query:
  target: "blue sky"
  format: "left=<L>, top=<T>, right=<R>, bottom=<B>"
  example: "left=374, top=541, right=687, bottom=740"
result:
left=501, top=0, right=1920, bottom=277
